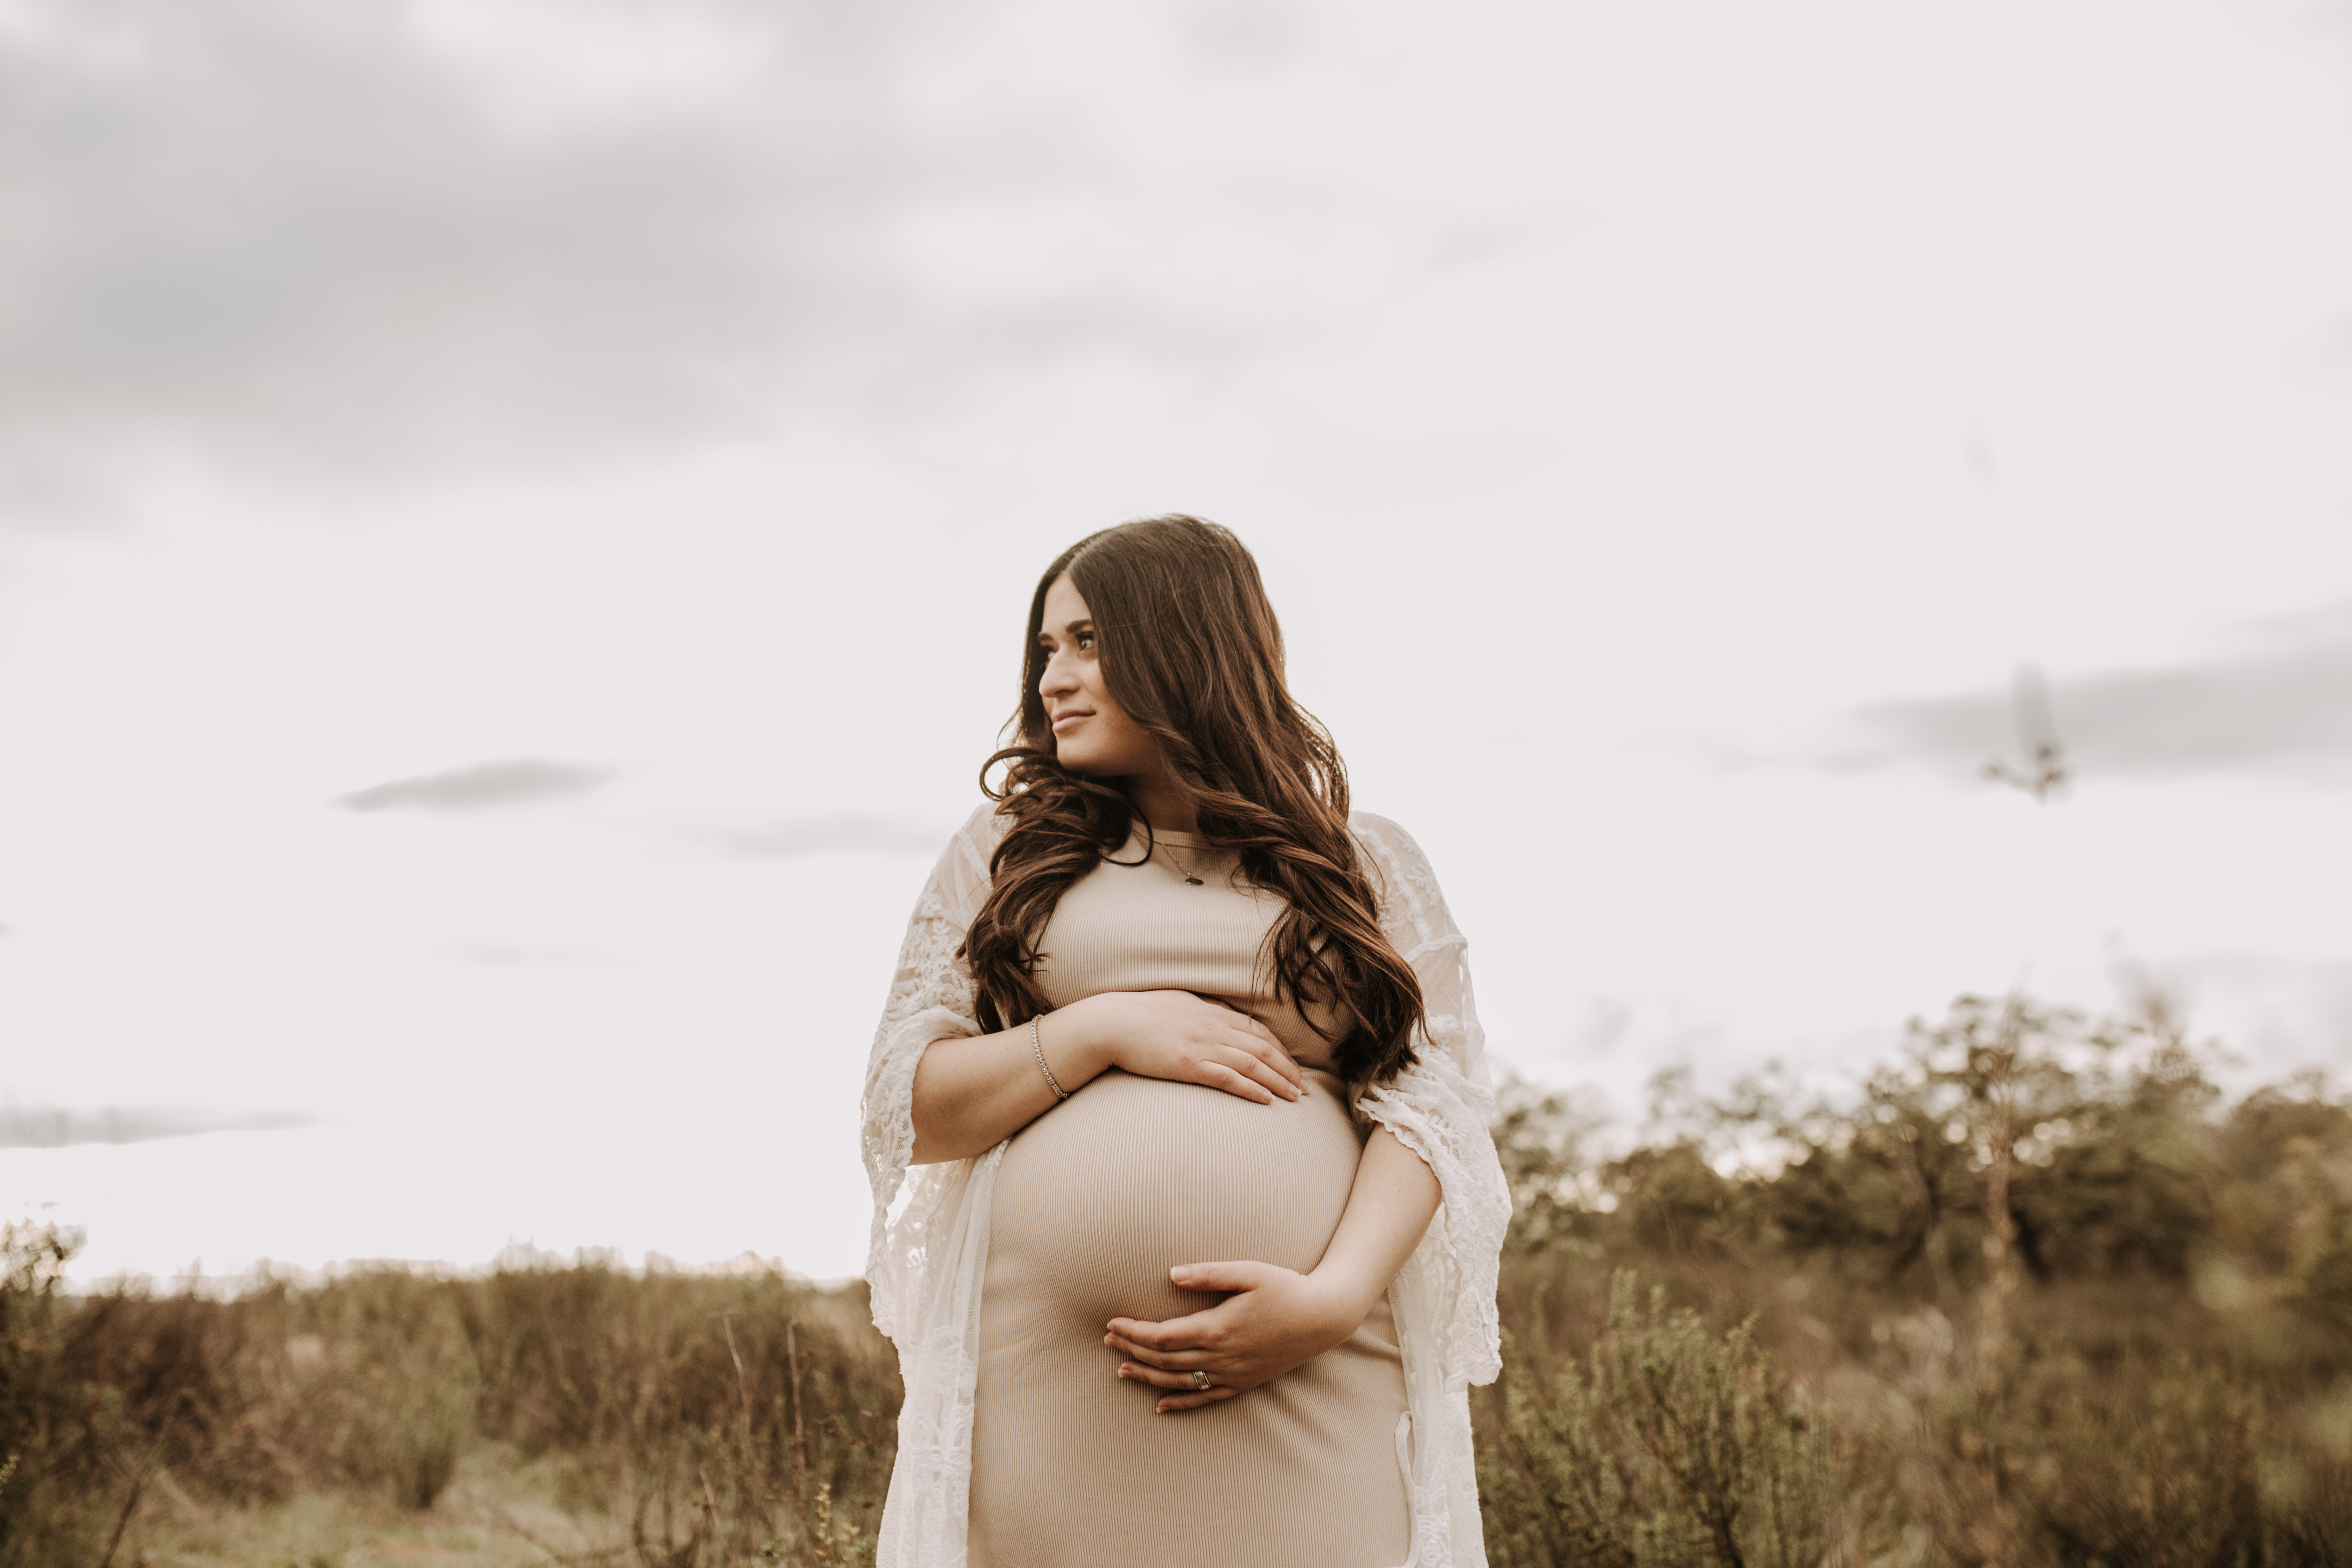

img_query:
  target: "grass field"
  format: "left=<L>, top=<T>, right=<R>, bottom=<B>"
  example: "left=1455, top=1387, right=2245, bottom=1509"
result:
left=8, top=992, right=2352, bottom=1566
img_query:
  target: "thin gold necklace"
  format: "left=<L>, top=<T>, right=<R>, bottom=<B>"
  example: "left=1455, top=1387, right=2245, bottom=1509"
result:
left=1158, top=840, right=1206, bottom=885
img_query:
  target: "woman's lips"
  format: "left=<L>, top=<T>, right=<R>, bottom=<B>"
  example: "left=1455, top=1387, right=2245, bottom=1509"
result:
left=1052, top=710, right=1092, bottom=730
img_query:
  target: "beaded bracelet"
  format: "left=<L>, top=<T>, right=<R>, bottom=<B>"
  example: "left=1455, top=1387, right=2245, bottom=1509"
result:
left=1030, top=1016, right=1069, bottom=1102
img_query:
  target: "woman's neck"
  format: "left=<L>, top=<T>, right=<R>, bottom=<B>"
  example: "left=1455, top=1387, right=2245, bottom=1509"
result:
left=1126, top=770, right=1199, bottom=835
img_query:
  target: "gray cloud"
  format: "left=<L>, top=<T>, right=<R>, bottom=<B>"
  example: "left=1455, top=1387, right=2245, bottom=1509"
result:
left=0, top=0, right=1391, bottom=519
left=0, top=0, right=1371, bottom=523
left=0, top=0, right=953, bottom=513
left=713, top=813, right=947, bottom=859
left=336, top=757, right=610, bottom=812
left=1846, top=608, right=2352, bottom=782
left=1, top=1104, right=312, bottom=1148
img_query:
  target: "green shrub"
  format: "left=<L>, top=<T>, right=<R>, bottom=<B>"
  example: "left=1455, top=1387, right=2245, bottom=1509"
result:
left=1480, top=1271, right=1851, bottom=1568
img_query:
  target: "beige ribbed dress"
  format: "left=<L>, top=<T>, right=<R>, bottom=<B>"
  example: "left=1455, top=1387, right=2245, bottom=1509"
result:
left=967, top=829, right=1411, bottom=1568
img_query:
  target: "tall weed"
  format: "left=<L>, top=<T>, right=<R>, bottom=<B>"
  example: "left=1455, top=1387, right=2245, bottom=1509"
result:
left=0, top=1239, right=897, bottom=1568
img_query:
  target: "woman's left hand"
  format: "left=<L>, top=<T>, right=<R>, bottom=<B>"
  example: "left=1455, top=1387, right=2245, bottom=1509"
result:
left=1104, top=1261, right=1372, bottom=1414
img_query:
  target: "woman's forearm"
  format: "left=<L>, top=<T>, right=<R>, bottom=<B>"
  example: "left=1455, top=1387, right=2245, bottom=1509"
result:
left=909, top=992, right=1307, bottom=1164
left=1310, top=1127, right=1441, bottom=1317
left=910, top=1005, right=1108, bottom=1164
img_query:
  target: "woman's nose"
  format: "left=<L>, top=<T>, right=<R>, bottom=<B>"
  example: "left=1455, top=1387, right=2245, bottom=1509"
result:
left=1040, top=650, right=1077, bottom=699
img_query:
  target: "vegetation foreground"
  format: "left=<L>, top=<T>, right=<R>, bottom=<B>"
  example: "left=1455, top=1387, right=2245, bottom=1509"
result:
left=7, top=994, right=2352, bottom=1567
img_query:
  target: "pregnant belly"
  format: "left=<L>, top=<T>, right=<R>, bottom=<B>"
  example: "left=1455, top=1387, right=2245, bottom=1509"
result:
left=971, top=1068, right=1409, bottom=1568
left=987, top=1066, right=1364, bottom=1330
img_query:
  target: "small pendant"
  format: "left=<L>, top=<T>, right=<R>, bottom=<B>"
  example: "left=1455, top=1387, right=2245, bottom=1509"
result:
left=1184, top=876, right=1204, bottom=886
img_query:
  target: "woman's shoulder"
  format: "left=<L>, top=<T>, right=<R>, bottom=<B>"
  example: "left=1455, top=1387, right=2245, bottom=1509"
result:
left=953, top=799, right=1010, bottom=839
left=919, top=801, right=1010, bottom=892
left=941, top=800, right=1012, bottom=860
left=902, top=803, right=1013, bottom=927
left=1346, top=808, right=1429, bottom=864
left=1347, top=810, right=1454, bottom=922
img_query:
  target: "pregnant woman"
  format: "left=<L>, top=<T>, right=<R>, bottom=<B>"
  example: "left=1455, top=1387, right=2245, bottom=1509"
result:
left=861, top=516, right=1509, bottom=1567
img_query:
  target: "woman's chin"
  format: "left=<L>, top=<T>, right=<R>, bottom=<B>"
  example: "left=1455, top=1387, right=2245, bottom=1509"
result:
left=1053, top=744, right=1126, bottom=777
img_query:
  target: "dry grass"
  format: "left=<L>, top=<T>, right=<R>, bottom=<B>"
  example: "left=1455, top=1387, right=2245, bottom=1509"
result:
left=9, top=992, right=2352, bottom=1566
left=0, top=1249, right=896, bottom=1568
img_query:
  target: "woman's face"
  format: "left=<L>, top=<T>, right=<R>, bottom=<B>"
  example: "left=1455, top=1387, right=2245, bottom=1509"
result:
left=1038, top=573, right=1164, bottom=778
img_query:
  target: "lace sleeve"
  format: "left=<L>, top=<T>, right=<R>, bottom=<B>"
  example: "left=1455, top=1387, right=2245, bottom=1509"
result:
left=1350, top=811, right=1509, bottom=1392
left=860, top=804, right=1002, bottom=1345
left=1351, top=811, right=1490, bottom=1091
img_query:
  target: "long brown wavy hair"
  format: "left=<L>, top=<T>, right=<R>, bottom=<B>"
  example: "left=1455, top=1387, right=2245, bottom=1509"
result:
left=959, top=515, right=1425, bottom=1084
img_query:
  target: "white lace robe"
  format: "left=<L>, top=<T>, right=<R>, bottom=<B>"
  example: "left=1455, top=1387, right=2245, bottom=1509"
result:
left=861, top=806, right=1511, bottom=1568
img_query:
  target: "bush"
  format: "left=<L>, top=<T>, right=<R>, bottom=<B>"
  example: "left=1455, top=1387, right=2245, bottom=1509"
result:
left=1480, top=1271, right=1851, bottom=1568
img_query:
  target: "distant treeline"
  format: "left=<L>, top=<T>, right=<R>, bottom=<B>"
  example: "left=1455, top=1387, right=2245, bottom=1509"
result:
left=1504, top=993, right=2352, bottom=1304
left=4, top=993, right=2351, bottom=1566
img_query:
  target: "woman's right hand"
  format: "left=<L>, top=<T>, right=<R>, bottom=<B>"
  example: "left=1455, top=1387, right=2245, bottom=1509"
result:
left=1073, top=990, right=1305, bottom=1104
left=911, top=988, right=1306, bottom=1163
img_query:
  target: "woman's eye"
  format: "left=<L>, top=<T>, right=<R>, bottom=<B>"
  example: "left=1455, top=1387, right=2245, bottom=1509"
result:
left=1077, top=633, right=1096, bottom=650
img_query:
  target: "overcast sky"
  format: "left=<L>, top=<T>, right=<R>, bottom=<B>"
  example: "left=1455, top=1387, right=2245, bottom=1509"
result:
left=4, top=0, right=2350, bottom=1283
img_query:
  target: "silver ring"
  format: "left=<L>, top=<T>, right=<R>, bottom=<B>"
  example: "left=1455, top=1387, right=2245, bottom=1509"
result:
left=1190, top=1370, right=1213, bottom=1391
